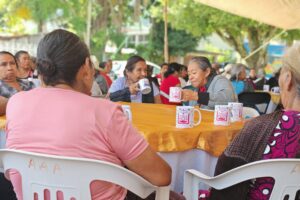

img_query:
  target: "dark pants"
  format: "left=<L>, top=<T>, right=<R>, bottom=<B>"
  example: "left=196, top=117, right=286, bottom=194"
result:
left=125, top=190, right=186, bottom=200
left=0, top=173, right=17, bottom=200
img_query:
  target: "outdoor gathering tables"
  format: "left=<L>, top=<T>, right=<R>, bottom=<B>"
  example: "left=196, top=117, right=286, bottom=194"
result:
left=256, top=90, right=281, bottom=113
left=119, top=102, right=244, bottom=156
left=119, top=102, right=245, bottom=192
left=269, top=91, right=280, bottom=105
left=0, top=103, right=245, bottom=192
left=255, top=90, right=280, bottom=105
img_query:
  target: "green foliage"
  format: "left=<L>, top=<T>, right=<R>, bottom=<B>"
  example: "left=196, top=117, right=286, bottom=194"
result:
left=90, top=30, right=107, bottom=58
left=137, top=20, right=198, bottom=63
left=25, top=0, right=62, bottom=22
left=136, top=42, right=164, bottom=64
left=151, top=0, right=300, bottom=69
left=108, top=27, right=127, bottom=54
left=159, top=0, right=273, bottom=38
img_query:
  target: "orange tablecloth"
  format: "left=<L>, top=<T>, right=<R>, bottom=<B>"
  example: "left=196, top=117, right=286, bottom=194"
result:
left=269, top=92, right=280, bottom=104
left=120, top=102, right=244, bottom=157
left=0, top=103, right=244, bottom=157
left=0, top=116, right=6, bottom=129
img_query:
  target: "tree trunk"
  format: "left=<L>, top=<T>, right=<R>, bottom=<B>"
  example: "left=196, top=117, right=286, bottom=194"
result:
left=85, top=0, right=92, bottom=48
left=164, top=0, right=169, bottom=63
left=38, top=19, right=43, bottom=33
left=216, top=26, right=276, bottom=70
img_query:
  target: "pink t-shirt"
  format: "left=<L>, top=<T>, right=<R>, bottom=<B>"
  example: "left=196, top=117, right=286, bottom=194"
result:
left=6, top=87, right=148, bottom=200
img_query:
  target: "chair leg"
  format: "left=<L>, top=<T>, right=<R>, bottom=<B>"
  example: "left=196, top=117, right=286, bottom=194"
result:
left=155, top=186, right=170, bottom=200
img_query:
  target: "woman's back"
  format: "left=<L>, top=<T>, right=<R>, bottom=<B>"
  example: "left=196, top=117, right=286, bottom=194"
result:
left=6, top=87, right=148, bottom=200
left=248, top=110, right=300, bottom=199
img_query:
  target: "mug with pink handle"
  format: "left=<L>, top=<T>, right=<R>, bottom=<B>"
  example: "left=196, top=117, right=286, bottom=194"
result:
left=176, top=106, right=201, bottom=128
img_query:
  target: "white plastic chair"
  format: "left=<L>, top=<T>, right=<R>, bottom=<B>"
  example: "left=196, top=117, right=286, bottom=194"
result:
left=0, top=149, right=170, bottom=200
left=183, top=159, right=300, bottom=200
left=242, top=106, right=260, bottom=119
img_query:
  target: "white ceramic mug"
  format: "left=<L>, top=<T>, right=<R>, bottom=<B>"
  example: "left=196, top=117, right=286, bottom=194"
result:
left=263, top=84, right=270, bottom=92
left=169, top=87, right=182, bottom=103
left=214, top=105, right=230, bottom=126
left=271, top=86, right=280, bottom=93
left=176, top=106, right=201, bottom=128
left=228, top=102, right=243, bottom=122
left=121, top=105, right=132, bottom=121
left=138, top=78, right=151, bottom=94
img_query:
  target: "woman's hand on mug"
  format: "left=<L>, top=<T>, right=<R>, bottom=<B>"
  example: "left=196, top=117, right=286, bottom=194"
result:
left=129, top=82, right=139, bottom=95
left=181, top=89, right=198, bottom=102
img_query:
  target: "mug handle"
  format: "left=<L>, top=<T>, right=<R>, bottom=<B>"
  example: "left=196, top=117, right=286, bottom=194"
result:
left=124, top=109, right=132, bottom=121
left=193, top=108, right=201, bottom=126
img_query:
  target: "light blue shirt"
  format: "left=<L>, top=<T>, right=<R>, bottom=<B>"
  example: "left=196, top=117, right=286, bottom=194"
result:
left=231, top=80, right=245, bottom=95
left=109, top=77, right=159, bottom=103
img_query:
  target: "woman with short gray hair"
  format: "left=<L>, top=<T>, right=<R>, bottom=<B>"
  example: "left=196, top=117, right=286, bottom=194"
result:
left=182, top=56, right=236, bottom=110
left=230, top=63, right=254, bottom=95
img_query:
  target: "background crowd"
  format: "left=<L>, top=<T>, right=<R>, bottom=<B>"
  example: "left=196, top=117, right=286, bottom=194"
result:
left=0, top=29, right=299, bottom=200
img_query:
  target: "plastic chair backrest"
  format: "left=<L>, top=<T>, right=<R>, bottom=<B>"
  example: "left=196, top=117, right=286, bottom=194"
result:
left=242, top=107, right=260, bottom=119
left=0, top=149, right=170, bottom=200
left=238, top=92, right=271, bottom=114
left=183, top=159, right=300, bottom=200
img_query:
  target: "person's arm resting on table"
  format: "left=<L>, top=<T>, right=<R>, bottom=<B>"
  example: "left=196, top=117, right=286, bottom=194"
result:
left=207, top=78, right=236, bottom=108
left=181, top=90, right=209, bottom=106
left=125, top=146, right=171, bottom=186
left=109, top=87, right=131, bottom=102
left=107, top=106, right=171, bottom=186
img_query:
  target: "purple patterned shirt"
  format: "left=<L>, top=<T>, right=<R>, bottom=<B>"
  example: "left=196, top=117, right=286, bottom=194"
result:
left=248, top=110, right=300, bottom=199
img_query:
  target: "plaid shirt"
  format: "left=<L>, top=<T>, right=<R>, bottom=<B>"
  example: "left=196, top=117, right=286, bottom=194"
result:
left=0, top=79, right=33, bottom=98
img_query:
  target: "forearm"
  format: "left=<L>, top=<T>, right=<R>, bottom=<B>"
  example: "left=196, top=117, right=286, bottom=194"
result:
left=207, top=88, right=237, bottom=108
left=125, top=146, right=171, bottom=186
left=197, top=92, right=209, bottom=105
left=154, top=95, right=161, bottom=104
left=109, top=88, right=131, bottom=102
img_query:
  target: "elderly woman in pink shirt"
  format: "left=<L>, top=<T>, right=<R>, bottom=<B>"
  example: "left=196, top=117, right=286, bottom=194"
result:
left=5, top=29, right=185, bottom=200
